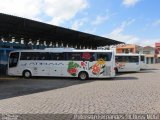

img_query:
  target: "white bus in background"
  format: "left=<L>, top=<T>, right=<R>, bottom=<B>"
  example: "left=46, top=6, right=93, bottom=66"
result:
left=115, top=53, right=140, bottom=73
left=140, top=54, right=147, bottom=69
left=8, top=48, right=116, bottom=80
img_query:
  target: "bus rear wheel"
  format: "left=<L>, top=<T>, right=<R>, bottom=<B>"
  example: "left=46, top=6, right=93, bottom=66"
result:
left=78, top=71, right=88, bottom=80
left=23, top=70, right=31, bottom=78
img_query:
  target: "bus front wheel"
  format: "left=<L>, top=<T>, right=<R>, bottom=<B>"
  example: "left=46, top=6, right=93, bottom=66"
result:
left=115, top=67, right=118, bottom=74
left=23, top=70, right=32, bottom=78
left=78, top=71, right=88, bottom=80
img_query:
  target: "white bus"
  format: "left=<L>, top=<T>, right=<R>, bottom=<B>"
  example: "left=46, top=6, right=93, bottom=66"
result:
left=140, top=54, right=147, bottom=70
left=8, top=48, right=116, bottom=80
left=115, top=53, right=140, bottom=73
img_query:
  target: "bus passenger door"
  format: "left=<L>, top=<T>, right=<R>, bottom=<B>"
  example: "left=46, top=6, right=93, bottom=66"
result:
left=128, top=56, right=140, bottom=71
left=87, top=52, right=96, bottom=77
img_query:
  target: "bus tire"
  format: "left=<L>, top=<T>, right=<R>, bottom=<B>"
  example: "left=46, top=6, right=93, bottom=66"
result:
left=115, top=68, right=118, bottom=74
left=78, top=71, right=88, bottom=80
left=23, top=70, right=32, bottom=78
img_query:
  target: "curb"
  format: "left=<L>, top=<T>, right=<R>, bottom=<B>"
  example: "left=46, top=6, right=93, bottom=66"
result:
left=0, top=76, right=20, bottom=80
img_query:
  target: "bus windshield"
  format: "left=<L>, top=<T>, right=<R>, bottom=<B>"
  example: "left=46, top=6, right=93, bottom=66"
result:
left=9, top=52, right=19, bottom=67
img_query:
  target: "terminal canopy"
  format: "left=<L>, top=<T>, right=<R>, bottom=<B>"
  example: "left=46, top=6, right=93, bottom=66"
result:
left=0, top=13, right=123, bottom=48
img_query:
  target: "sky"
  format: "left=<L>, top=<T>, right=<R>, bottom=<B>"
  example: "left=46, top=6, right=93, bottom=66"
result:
left=0, top=0, right=160, bottom=47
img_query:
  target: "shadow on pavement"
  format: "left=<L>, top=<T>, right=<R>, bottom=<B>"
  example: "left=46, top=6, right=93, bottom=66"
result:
left=113, top=76, right=138, bottom=80
left=116, top=72, right=138, bottom=75
left=116, top=69, right=156, bottom=75
left=138, top=70, right=155, bottom=73
left=144, top=68, right=160, bottom=70
left=0, top=77, right=94, bottom=100
left=89, top=76, right=138, bottom=81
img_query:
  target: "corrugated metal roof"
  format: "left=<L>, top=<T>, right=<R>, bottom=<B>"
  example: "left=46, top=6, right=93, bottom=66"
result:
left=0, top=13, right=123, bottom=48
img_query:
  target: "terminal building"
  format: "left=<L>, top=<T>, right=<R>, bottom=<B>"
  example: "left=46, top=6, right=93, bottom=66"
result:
left=0, top=13, right=123, bottom=75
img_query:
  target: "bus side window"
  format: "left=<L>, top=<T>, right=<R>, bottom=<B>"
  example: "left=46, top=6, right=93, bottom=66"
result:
left=97, top=53, right=106, bottom=61
left=71, top=56, right=75, bottom=60
left=42, top=56, right=45, bottom=60
left=50, top=53, right=65, bottom=60
left=67, top=52, right=81, bottom=61
left=20, top=52, right=27, bottom=60
left=129, top=56, right=138, bottom=63
left=31, top=53, right=36, bottom=60
left=26, top=53, right=31, bottom=60
left=56, top=56, right=60, bottom=60
left=27, top=56, right=30, bottom=60
left=89, top=53, right=96, bottom=61
left=117, top=56, right=125, bottom=62
left=90, top=56, right=95, bottom=61
left=115, top=56, right=118, bottom=62
left=96, top=52, right=112, bottom=61
left=125, top=56, right=129, bottom=62
left=50, top=53, right=55, bottom=60
left=38, top=52, right=49, bottom=60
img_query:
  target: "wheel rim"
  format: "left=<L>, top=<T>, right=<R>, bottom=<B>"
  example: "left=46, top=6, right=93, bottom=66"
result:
left=25, top=72, right=30, bottom=78
left=80, top=73, right=86, bottom=80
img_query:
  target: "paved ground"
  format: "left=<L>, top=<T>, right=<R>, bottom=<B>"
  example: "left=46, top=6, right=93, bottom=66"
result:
left=0, top=64, right=160, bottom=115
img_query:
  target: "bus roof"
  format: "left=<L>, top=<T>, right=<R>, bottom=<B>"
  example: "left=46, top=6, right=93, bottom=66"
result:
left=140, top=54, right=146, bottom=56
left=10, top=48, right=114, bottom=53
left=115, top=53, right=140, bottom=56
